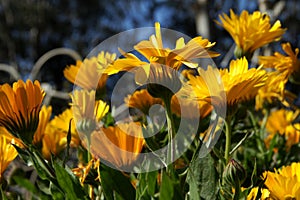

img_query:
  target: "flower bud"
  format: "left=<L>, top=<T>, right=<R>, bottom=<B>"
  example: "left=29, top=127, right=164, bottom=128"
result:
left=222, top=159, right=246, bottom=187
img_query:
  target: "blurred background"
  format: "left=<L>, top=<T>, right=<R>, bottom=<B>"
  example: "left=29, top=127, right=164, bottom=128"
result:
left=0, top=0, right=299, bottom=114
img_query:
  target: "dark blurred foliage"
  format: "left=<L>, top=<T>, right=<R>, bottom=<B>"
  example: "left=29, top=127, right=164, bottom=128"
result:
left=0, top=0, right=299, bottom=113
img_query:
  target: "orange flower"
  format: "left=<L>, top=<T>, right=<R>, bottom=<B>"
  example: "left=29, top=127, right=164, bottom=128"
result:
left=0, top=80, right=45, bottom=144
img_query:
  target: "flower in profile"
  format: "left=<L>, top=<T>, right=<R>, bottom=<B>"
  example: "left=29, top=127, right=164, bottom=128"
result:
left=262, top=162, right=300, bottom=199
left=0, top=135, right=18, bottom=181
left=49, top=108, right=81, bottom=147
left=33, top=106, right=52, bottom=147
left=188, top=57, right=267, bottom=110
left=259, top=43, right=300, bottom=81
left=71, top=90, right=109, bottom=136
left=255, top=71, right=295, bottom=110
left=90, top=122, right=145, bottom=168
left=217, top=10, right=286, bottom=59
left=0, top=80, right=45, bottom=144
left=64, top=51, right=116, bottom=98
left=265, top=109, right=300, bottom=150
left=106, top=22, right=219, bottom=75
left=125, top=89, right=163, bottom=115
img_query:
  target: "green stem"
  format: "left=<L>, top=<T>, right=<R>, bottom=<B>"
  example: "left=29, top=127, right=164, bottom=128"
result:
left=224, top=117, right=232, bottom=164
left=163, top=95, right=176, bottom=174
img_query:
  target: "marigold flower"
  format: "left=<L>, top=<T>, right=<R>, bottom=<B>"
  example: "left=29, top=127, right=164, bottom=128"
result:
left=188, top=57, right=267, bottom=109
left=246, top=187, right=270, bottom=200
left=106, top=22, right=219, bottom=75
left=217, top=10, right=286, bottom=58
left=265, top=109, right=300, bottom=150
left=0, top=135, right=18, bottom=181
left=0, top=80, right=45, bottom=144
left=259, top=43, right=300, bottom=81
left=71, top=90, right=109, bottom=135
left=262, top=162, right=300, bottom=199
left=90, top=122, right=145, bottom=169
left=64, top=51, right=116, bottom=98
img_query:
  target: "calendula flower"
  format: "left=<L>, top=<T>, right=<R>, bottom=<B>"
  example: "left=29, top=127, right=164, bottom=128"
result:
left=259, top=43, right=300, bottom=81
left=125, top=89, right=163, bottom=115
left=188, top=57, right=267, bottom=110
left=255, top=71, right=296, bottom=110
left=217, top=10, right=286, bottom=58
left=64, top=51, right=116, bottom=98
left=246, top=187, right=270, bottom=200
left=71, top=89, right=109, bottom=139
left=33, top=106, right=52, bottom=147
left=49, top=108, right=81, bottom=147
left=106, top=22, right=219, bottom=76
left=265, top=109, right=300, bottom=150
left=0, top=135, right=18, bottom=181
left=0, top=80, right=45, bottom=144
left=262, top=162, right=300, bottom=199
left=90, top=122, right=145, bottom=168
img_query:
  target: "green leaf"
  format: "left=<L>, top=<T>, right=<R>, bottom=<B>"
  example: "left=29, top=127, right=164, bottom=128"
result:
left=53, top=161, right=89, bottom=200
left=13, top=176, right=38, bottom=194
left=186, top=153, right=218, bottom=200
left=159, top=172, right=183, bottom=200
left=136, top=171, right=158, bottom=200
left=100, top=164, right=136, bottom=200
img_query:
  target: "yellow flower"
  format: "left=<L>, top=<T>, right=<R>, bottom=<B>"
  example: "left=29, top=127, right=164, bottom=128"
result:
left=106, top=22, right=219, bottom=75
left=72, top=158, right=100, bottom=185
left=265, top=109, right=300, bottom=150
left=71, top=90, right=109, bottom=135
left=0, top=135, right=18, bottom=181
left=33, top=106, right=52, bottom=146
left=247, top=187, right=270, bottom=200
left=64, top=51, right=116, bottom=97
left=188, top=57, right=267, bottom=109
left=0, top=80, right=45, bottom=144
left=255, top=71, right=296, bottom=110
left=90, top=122, right=145, bottom=168
left=49, top=108, right=81, bottom=146
left=125, top=89, right=163, bottom=115
left=259, top=43, right=300, bottom=80
left=262, top=162, right=300, bottom=199
left=217, top=10, right=286, bottom=58
left=0, top=126, right=24, bottom=148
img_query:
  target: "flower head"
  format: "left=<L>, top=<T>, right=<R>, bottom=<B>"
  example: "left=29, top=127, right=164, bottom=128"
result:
left=188, top=57, right=267, bottom=110
left=33, top=105, right=52, bottom=147
left=259, top=43, right=300, bottom=81
left=0, top=135, right=18, bottom=181
left=262, top=162, right=300, bottom=199
left=217, top=10, right=286, bottom=58
left=106, top=22, right=219, bottom=76
left=265, top=109, right=300, bottom=150
left=71, top=90, right=109, bottom=136
left=0, top=80, right=45, bottom=144
left=90, top=122, right=145, bottom=169
left=64, top=51, right=116, bottom=98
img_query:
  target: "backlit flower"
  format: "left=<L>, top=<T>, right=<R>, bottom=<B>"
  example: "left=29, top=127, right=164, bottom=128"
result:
left=71, top=90, right=109, bottom=135
left=217, top=10, right=286, bottom=58
left=265, top=109, right=300, bottom=150
left=125, top=89, right=163, bottom=115
left=188, top=57, right=267, bottom=109
left=33, top=106, right=52, bottom=147
left=90, top=122, right=145, bottom=168
left=0, top=135, right=18, bottom=181
left=262, top=162, right=300, bottom=199
left=49, top=108, right=81, bottom=146
left=64, top=51, right=116, bottom=98
left=0, top=80, right=45, bottom=144
left=259, top=43, right=300, bottom=80
left=255, top=71, right=295, bottom=110
left=106, top=22, right=219, bottom=75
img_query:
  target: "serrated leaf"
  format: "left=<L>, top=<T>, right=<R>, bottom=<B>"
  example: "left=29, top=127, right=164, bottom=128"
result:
left=186, top=153, right=217, bottom=200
